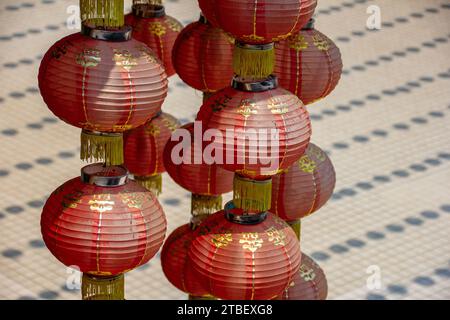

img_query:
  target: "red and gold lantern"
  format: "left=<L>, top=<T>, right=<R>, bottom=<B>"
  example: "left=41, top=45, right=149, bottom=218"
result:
left=38, top=0, right=168, bottom=165
left=271, top=143, right=335, bottom=222
left=172, top=14, right=234, bottom=94
left=276, top=253, right=328, bottom=300
left=188, top=202, right=301, bottom=300
left=161, top=223, right=211, bottom=298
left=41, top=163, right=166, bottom=299
left=125, top=1, right=183, bottom=77
left=274, top=19, right=343, bottom=105
left=124, top=112, right=180, bottom=194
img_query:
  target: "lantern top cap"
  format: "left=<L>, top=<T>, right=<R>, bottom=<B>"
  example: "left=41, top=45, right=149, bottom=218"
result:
left=231, top=74, right=278, bottom=92
left=81, top=24, right=132, bottom=41
left=224, top=201, right=268, bottom=224
left=81, top=163, right=129, bottom=187
left=302, top=18, right=315, bottom=30
left=132, top=4, right=165, bottom=18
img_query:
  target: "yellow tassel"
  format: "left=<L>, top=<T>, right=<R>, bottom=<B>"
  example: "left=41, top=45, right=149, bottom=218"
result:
left=134, top=174, right=162, bottom=195
left=82, top=274, right=124, bottom=300
left=233, top=174, right=272, bottom=212
left=80, top=0, right=124, bottom=29
left=233, top=42, right=275, bottom=79
left=191, top=194, right=222, bottom=217
left=287, top=219, right=302, bottom=240
left=80, top=130, right=124, bottom=166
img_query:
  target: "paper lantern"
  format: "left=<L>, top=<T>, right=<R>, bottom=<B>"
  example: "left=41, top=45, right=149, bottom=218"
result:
left=172, top=14, right=234, bottom=93
left=198, top=0, right=317, bottom=44
left=276, top=253, right=328, bottom=300
left=188, top=202, right=301, bottom=300
left=271, top=143, right=335, bottom=221
left=274, top=19, right=343, bottom=105
left=196, top=76, right=311, bottom=180
left=41, top=163, right=166, bottom=299
left=124, top=112, right=180, bottom=194
left=38, top=30, right=168, bottom=165
left=160, top=223, right=211, bottom=297
left=164, top=122, right=234, bottom=215
left=125, top=3, right=183, bottom=76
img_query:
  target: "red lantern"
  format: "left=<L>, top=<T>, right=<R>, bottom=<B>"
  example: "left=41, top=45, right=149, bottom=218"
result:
left=276, top=253, right=328, bottom=300
left=125, top=3, right=182, bottom=77
left=172, top=15, right=234, bottom=93
left=160, top=223, right=211, bottom=297
left=124, top=112, right=180, bottom=194
left=38, top=30, right=168, bottom=165
left=41, top=163, right=166, bottom=299
left=271, top=143, right=335, bottom=221
left=196, top=76, right=312, bottom=180
left=274, top=19, right=343, bottom=105
left=198, top=0, right=317, bottom=44
left=188, top=203, right=301, bottom=300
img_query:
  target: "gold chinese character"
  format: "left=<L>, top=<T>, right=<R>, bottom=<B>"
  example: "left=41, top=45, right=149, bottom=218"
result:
left=165, top=16, right=182, bottom=32
left=211, top=233, right=233, bottom=248
left=76, top=48, right=101, bottom=67
left=298, top=155, right=317, bottom=173
left=121, top=193, right=145, bottom=209
left=299, top=264, right=316, bottom=281
left=239, top=233, right=263, bottom=252
left=113, top=49, right=138, bottom=70
left=62, top=190, right=83, bottom=209
left=89, top=194, right=114, bottom=213
left=312, top=34, right=330, bottom=51
left=148, top=22, right=167, bottom=37
left=267, top=98, right=288, bottom=115
left=238, top=99, right=258, bottom=118
left=287, top=34, right=309, bottom=51
left=266, top=227, right=286, bottom=246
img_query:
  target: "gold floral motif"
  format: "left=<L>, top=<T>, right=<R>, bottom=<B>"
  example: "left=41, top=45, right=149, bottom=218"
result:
left=298, top=155, right=317, bottom=173
left=211, top=233, right=233, bottom=248
left=76, top=48, right=101, bottom=67
left=137, top=45, right=158, bottom=63
left=89, top=194, right=114, bottom=213
left=121, top=193, right=145, bottom=209
left=237, top=99, right=258, bottom=118
left=62, top=190, right=83, bottom=209
left=287, top=34, right=308, bottom=51
left=148, top=22, right=167, bottom=37
left=113, top=49, right=138, bottom=70
left=312, top=34, right=330, bottom=51
left=145, top=123, right=160, bottom=136
left=299, top=264, right=316, bottom=281
left=266, top=227, right=286, bottom=246
left=165, top=16, right=182, bottom=32
left=239, top=233, right=263, bottom=252
left=162, top=118, right=178, bottom=131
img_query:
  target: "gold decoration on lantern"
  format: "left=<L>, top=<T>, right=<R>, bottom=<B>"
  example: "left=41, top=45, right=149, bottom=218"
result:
left=82, top=274, right=125, bottom=300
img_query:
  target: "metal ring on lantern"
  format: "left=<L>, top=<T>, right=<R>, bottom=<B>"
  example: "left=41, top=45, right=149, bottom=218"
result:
left=81, top=163, right=129, bottom=187
left=224, top=201, right=268, bottom=225
left=81, top=24, right=132, bottom=42
left=231, top=74, right=278, bottom=92
left=132, top=4, right=165, bottom=18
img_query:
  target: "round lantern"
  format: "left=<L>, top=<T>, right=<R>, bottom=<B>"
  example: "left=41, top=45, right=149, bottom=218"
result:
left=124, top=112, right=180, bottom=194
left=38, top=27, right=168, bottom=165
left=164, top=122, right=234, bottom=216
left=274, top=19, right=343, bottom=105
left=198, top=0, right=317, bottom=44
left=271, top=143, right=335, bottom=222
left=125, top=2, right=183, bottom=77
left=188, top=202, right=301, bottom=300
left=160, top=223, right=211, bottom=298
left=276, top=253, right=328, bottom=300
left=196, top=76, right=311, bottom=179
left=172, top=14, right=234, bottom=94
left=41, top=163, right=166, bottom=299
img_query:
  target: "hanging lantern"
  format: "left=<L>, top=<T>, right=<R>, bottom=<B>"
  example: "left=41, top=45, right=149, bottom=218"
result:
left=196, top=76, right=311, bottom=211
left=124, top=112, right=180, bottom=194
left=274, top=19, right=343, bottom=105
left=188, top=201, right=301, bottom=300
left=172, top=14, right=234, bottom=94
left=125, top=1, right=183, bottom=77
left=276, top=253, right=328, bottom=300
left=160, top=223, right=212, bottom=298
left=163, top=122, right=234, bottom=216
left=271, top=143, right=335, bottom=222
left=38, top=0, right=168, bottom=166
left=198, top=0, right=317, bottom=78
left=41, top=163, right=167, bottom=300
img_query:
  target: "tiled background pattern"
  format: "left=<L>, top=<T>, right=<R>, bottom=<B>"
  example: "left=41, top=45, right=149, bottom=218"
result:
left=0, top=0, right=449, bottom=300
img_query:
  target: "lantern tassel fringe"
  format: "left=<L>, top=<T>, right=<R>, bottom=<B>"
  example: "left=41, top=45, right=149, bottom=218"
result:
left=191, top=194, right=222, bottom=216
left=80, top=130, right=124, bottom=166
left=233, top=45, right=275, bottom=79
left=287, top=219, right=302, bottom=240
left=233, top=175, right=272, bottom=212
left=134, top=174, right=162, bottom=195
left=82, top=274, right=125, bottom=300
left=80, top=0, right=124, bottom=28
